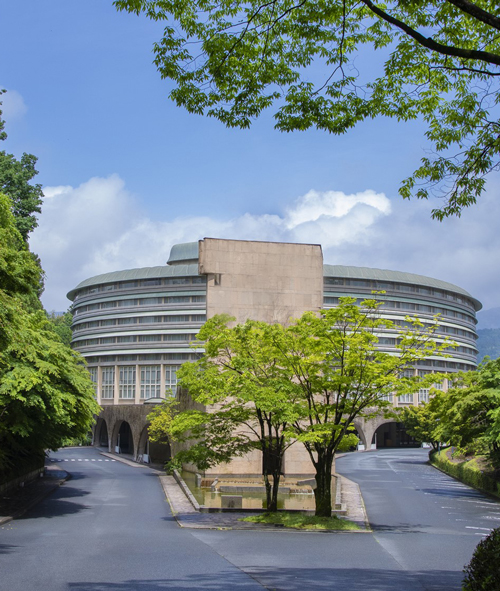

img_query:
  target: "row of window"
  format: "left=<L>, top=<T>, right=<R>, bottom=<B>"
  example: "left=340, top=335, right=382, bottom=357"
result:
left=73, top=314, right=207, bottom=332
left=74, top=295, right=206, bottom=314
left=75, top=276, right=206, bottom=299
left=76, top=333, right=198, bottom=347
left=89, top=365, right=180, bottom=399
left=377, top=337, right=476, bottom=356
left=391, top=319, right=475, bottom=340
left=381, top=387, right=440, bottom=404
left=323, top=297, right=475, bottom=324
left=323, top=278, right=475, bottom=309
left=84, top=353, right=200, bottom=363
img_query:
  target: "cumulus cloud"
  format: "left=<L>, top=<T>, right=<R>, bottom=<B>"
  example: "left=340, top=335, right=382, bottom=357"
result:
left=30, top=174, right=498, bottom=312
left=0, top=88, right=27, bottom=120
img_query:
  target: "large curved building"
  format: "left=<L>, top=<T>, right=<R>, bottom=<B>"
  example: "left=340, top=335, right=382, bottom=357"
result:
left=68, top=238, right=481, bottom=466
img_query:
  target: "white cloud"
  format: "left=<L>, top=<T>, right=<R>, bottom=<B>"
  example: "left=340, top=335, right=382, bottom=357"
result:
left=0, top=88, right=27, bottom=120
left=30, top=174, right=498, bottom=312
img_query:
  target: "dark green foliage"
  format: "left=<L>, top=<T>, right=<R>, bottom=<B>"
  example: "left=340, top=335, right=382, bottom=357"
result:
left=430, top=450, right=500, bottom=498
left=463, top=528, right=500, bottom=591
left=0, top=152, right=43, bottom=242
left=46, top=311, right=74, bottom=346
left=0, top=193, right=100, bottom=484
left=0, top=92, right=43, bottom=242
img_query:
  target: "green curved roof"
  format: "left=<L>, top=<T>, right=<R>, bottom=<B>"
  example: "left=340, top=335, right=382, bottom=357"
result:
left=323, top=264, right=481, bottom=311
left=167, top=241, right=199, bottom=265
left=67, top=263, right=200, bottom=301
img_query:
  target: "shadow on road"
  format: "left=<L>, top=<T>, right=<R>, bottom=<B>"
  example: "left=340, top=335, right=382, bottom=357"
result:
left=17, top=484, right=92, bottom=520
left=67, top=566, right=464, bottom=591
left=0, top=544, right=19, bottom=555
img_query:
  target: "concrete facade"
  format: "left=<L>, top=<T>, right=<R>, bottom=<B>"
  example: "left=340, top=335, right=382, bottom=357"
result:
left=199, top=238, right=324, bottom=325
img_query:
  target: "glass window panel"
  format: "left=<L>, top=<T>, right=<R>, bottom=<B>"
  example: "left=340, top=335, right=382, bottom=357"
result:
left=101, top=367, right=115, bottom=399
left=119, top=366, right=136, bottom=399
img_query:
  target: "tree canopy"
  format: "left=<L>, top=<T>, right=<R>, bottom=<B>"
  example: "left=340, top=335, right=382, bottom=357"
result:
left=402, top=357, right=500, bottom=466
left=0, top=91, right=43, bottom=242
left=0, top=193, right=99, bottom=481
left=151, top=298, right=444, bottom=516
left=149, top=315, right=302, bottom=511
left=115, top=0, right=500, bottom=219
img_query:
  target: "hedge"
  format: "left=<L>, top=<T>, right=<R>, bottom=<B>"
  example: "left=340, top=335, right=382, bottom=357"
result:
left=430, top=449, right=500, bottom=498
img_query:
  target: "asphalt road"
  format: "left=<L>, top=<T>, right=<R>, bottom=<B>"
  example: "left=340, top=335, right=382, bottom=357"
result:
left=0, top=447, right=263, bottom=591
left=1, top=447, right=498, bottom=590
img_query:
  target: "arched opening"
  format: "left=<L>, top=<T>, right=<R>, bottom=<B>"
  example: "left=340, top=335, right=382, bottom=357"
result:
left=138, top=425, right=172, bottom=464
left=372, top=421, right=420, bottom=448
left=117, top=421, right=134, bottom=455
left=96, top=419, right=109, bottom=447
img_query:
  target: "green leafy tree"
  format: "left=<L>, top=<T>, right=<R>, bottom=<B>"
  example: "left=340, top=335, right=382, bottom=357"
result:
left=0, top=193, right=100, bottom=481
left=401, top=402, right=442, bottom=451
left=149, top=315, right=301, bottom=511
left=115, top=0, right=500, bottom=219
left=47, top=310, right=74, bottom=347
left=151, top=299, right=444, bottom=516
left=432, top=358, right=500, bottom=464
left=0, top=91, right=43, bottom=241
left=271, top=298, right=445, bottom=516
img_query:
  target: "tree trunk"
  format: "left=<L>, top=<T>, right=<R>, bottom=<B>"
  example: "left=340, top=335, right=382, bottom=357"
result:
left=262, top=438, right=283, bottom=512
left=313, top=450, right=334, bottom=517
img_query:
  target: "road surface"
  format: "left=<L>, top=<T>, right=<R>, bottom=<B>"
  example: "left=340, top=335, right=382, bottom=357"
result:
left=1, top=447, right=498, bottom=590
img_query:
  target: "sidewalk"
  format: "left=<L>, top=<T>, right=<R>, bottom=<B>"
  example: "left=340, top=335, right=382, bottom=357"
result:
left=0, top=464, right=69, bottom=526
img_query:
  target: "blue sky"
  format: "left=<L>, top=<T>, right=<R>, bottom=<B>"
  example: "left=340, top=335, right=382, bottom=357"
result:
left=2, top=1, right=499, bottom=316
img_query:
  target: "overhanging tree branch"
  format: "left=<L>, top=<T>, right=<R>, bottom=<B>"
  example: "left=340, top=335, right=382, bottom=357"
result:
left=359, top=0, right=500, bottom=67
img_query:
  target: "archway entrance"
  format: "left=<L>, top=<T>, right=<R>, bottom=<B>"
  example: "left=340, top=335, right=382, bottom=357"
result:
left=372, top=422, right=420, bottom=448
left=138, top=425, right=171, bottom=464
left=117, top=421, right=134, bottom=454
left=97, top=419, right=109, bottom=447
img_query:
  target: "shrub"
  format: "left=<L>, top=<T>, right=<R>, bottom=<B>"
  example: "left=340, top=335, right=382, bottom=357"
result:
left=463, top=528, right=500, bottom=590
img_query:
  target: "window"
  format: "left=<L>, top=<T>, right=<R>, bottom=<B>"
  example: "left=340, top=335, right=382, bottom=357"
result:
left=418, top=389, right=430, bottom=403
left=101, top=367, right=115, bottom=399
left=165, top=365, right=180, bottom=396
left=118, top=317, right=136, bottom=325
left=117, top=336, right=136, bottom=343
left=164, top=333, right=195, bottom=341
left=398, top=393, right=413, bottom=403
left=88, top=367, right=98, bottom=396
left=139, top=316, right=163, bottom=324
left=140, top=366, right=161, bottom=399
left=164, top=315, right=189, bottom=323
left=119, top=366, right=136, bottom=399
left=138, top=335, right=162, bottom=342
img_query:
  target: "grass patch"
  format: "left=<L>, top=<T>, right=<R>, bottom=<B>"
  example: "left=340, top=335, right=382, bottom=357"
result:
left=240, top=512, right=360, bottom=530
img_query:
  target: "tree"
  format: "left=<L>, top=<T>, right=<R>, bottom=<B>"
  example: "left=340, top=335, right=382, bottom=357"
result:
left=151, top=298, right=444, bottom=516
left=0, top=193, right=100, bottom=481
left=430, top=358, right=500, bottom=464
left=0, top=91, right=43, bottom=241
left=115, top=0, right=500, bottom=219
left=401, top=402, right=442, bottom=451
left=270, top=298, right=444, bottom=516
left=47, top=310, right=74, bottom=347
left=148, top=315, right=301, bottom=511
